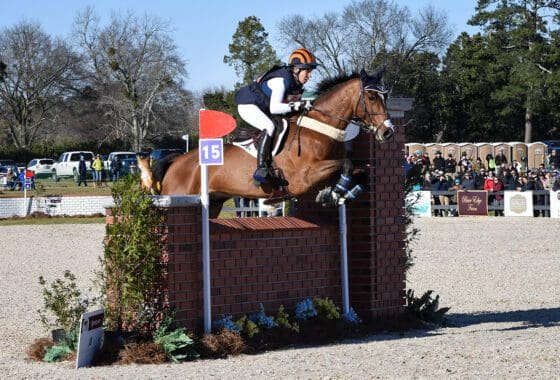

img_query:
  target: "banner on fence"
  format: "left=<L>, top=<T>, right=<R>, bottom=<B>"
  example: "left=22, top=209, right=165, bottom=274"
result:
left=457, top=190, right=488, bottom=216
left=550, top=190, right=560, bottom=218
left=406, top=191, right=431, bottom=217
left=504, top=191, right=533, bottom=217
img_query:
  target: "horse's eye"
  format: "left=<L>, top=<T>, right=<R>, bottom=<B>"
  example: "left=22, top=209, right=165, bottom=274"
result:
left=368, top=94, right=376, bottom=101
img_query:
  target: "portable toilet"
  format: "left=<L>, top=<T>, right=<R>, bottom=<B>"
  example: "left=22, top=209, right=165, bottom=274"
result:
left=442, top=143, right=459, bottom=160
left=509, top=142, right=527, bottom=164
left=458, top=142, right=477, bottom=161
left=527, top=142, right=547, bottom=170
left=493, top=142, right=512, bottom=163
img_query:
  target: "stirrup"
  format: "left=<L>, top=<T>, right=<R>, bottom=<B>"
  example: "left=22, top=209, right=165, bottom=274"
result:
left=253, top=167, right=270, bottom=184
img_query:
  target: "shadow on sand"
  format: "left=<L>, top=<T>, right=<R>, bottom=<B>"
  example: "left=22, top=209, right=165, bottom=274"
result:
left=447, top=307, right=560, bottom=331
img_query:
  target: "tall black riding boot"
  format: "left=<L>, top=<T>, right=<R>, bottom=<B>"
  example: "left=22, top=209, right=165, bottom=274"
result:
left=253, top=133, right=272, bottom=184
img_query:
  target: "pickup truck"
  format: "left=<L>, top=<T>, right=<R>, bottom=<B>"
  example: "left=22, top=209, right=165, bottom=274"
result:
left=51, top=151, right=94, bottom=182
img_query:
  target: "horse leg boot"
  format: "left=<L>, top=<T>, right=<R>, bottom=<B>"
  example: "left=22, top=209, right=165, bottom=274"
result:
left=253, top=133, right=273, bottom=184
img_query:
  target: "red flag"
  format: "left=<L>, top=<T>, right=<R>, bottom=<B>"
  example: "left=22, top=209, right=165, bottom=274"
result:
left=199, top=109, right=237, bottom=138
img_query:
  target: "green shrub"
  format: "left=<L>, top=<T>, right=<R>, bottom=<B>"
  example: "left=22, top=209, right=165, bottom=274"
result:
left=153, top=319, right=199, bottom=363
left=405, top=289, right=450, bottom=325
left=235, top=316, right=259, bottom=339
left=37, top=270, right=91, bottom=349
left=313, top=297, right=341, bottom=320
left=99, top=175, right=165, bottom=333
left=275, top=305, right=299, bottom=333
left=43, top=343, right=73, bottom=362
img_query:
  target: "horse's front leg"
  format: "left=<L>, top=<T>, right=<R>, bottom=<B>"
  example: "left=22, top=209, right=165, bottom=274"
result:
left=295, top=158, right=363, bottom=207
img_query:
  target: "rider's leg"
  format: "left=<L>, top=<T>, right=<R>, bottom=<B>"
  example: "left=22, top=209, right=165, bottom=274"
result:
left=254, top=133, right=273, bottom=182
left=238, top=104, right=275, bottom=183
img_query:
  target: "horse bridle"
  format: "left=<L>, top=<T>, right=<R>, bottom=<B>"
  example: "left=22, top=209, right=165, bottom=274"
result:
left=306, top=87, right=394, bottom=140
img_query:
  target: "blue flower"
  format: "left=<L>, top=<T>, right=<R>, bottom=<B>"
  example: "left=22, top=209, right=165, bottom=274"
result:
left=212, top=315, right=240, bottom=333
left=342, top=308, right=362, bottom=324
left=295, top=298, right=317, bottom=320
left=249, top=303, right=277, bottom=328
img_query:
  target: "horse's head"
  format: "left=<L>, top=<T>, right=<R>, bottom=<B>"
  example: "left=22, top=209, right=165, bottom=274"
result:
left=354, top=68, right=395, bottom=141
left=137, top=155, right=158, bottom=194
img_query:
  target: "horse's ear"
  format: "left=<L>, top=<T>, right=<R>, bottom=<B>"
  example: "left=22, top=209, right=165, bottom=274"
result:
left=360, top=68, right=369, bottom=82
left=362, top=66, right=389, bottom=93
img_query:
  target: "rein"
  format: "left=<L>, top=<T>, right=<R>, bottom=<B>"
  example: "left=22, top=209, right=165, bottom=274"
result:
left=310, top=89, right=390, bottom=135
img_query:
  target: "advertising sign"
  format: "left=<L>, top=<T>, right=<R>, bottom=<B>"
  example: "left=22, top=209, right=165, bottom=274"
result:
left=457, top=190, right=488, bottom=216
left=406, top=191, right=432, bottom=217
left=504, top=191, right=533, bottom=217
left=76, top=309, right=104, bottom=369
left=550, top=190, right=560, bottom=218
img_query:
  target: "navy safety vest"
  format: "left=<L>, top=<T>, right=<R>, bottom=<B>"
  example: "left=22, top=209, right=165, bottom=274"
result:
left=235, top=66, right=303, bottom=115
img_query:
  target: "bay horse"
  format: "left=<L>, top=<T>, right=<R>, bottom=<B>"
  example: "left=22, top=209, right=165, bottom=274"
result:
left=149, top=68, right=394, bottom=217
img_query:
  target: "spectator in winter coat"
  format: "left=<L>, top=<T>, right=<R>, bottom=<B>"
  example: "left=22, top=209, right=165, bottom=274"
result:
left=491, top=177, right=504, bottom=216
left=547, top=149, right=560, bottom=169
left=433, top=151, right=445, bottom=172
left=434, top=174, right=451, bottom=216
left=444, top=153, right=457, bottom=176
left=461, top=172, right=476, bottom=190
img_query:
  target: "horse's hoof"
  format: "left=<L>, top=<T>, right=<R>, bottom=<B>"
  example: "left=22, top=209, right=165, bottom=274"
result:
left=316, top=187, right=338, bottom=207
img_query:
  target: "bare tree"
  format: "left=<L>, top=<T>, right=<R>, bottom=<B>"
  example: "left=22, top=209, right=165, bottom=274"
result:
left=278, top=0, right=452, bottom=88
left=0, top=21, right=79, bottom=148
left=73, top=7, right=189, bottom=151
left=277, top=13, right=350, bottom=78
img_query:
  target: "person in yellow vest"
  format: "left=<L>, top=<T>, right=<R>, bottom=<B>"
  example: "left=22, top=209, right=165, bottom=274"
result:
left=91, top=154, right=104, bottom=188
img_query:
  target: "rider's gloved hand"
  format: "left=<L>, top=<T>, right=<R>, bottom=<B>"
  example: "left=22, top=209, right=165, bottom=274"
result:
left=289, top=100, right=313, bottom=112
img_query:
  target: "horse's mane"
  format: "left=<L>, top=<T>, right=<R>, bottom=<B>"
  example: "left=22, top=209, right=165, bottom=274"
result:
left=314, top=72, right=359, bottom=96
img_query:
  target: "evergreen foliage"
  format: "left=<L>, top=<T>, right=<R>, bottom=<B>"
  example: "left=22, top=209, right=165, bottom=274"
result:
left=100, top=175, right=166, bottom=333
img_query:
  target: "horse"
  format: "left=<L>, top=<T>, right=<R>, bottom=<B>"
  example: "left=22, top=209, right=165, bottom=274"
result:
left=146, top=68, right=394, bottom=218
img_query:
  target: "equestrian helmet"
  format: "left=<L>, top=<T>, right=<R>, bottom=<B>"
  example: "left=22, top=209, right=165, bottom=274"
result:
left=288, top=48, right=319, bottom=69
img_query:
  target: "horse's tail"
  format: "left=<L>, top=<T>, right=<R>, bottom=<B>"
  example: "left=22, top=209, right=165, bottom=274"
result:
left=152, top=153, right=182, bottom=192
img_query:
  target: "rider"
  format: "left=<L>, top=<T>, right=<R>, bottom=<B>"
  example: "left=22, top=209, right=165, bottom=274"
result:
left=235, top=48, right=319, bottom=184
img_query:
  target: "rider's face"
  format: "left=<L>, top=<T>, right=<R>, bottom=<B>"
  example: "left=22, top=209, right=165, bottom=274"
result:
left=295, top=68, right=313, bottom=84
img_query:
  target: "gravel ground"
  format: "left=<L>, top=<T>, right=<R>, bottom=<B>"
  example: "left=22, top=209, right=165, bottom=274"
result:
left=0, top=218, right=559, bottom=379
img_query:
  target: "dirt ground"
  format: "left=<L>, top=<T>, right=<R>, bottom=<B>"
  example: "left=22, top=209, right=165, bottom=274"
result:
left=0, top=217, right=558, bottom=379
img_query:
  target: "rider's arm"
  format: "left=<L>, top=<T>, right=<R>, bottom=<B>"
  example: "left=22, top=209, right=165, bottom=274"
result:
left=267, top=77, right=293, bottom=115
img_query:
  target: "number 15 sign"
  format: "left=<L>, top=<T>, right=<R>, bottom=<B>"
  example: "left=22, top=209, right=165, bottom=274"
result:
left=199, top=138, right=224, bottom=166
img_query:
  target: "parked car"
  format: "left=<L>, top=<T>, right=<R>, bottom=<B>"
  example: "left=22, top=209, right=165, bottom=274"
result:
left=51, top=151, right=94, bottom=182
left=27, top=158, right=55, bottom=178
left=0, top=159, right=17, bottom=167
left=120, top=157, right=138, bottom=176
left=149, top=148, right=183, bottom=162
left=104, top=151, right=137, bottom=168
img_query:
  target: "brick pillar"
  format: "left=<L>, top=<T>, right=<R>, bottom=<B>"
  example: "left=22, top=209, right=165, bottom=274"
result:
left=294, top=124, right=406, bottom=319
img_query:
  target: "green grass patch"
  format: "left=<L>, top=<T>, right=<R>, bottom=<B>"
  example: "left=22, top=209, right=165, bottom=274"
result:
left=0, top=179, right=112, bottom=198
left=0, top=216, right=105, bottom=226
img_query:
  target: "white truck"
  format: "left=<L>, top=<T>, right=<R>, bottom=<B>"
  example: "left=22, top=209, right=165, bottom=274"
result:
left=51, top=151, right=94, bottom=182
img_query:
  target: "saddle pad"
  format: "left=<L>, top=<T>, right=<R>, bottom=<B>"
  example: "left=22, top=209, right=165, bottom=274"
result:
left=232, top=119, right=289, bottom=159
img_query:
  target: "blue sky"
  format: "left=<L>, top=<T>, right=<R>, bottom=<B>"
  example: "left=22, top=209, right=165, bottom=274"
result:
left=1, top=0, right=478, bottom=93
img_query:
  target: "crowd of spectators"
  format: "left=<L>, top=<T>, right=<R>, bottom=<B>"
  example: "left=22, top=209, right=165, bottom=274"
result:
left=405, top=148, right=560, bottom=217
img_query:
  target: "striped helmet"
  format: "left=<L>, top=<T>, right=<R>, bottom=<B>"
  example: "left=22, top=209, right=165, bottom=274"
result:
left=288, top=48, right=319, bottom=69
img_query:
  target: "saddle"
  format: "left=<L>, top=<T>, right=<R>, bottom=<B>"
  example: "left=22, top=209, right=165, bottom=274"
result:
left=232, top=117, right=291, bottom=190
